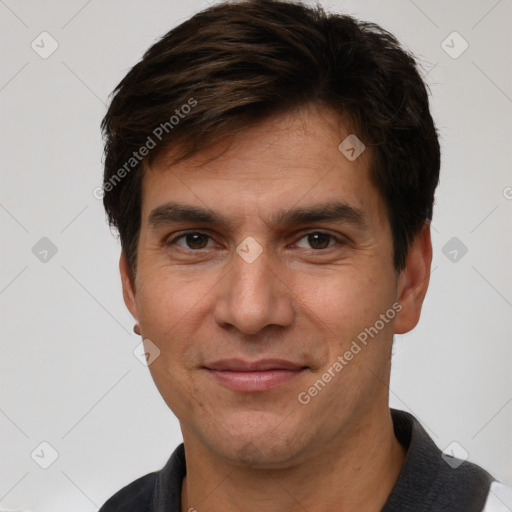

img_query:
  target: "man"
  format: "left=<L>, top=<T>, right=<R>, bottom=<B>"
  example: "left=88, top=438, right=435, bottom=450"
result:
left=98, top=1, right=508, bottom=510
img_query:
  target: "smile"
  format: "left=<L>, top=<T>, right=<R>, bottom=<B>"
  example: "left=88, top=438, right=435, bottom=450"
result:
left=206, top=368, right=307, bottom=392
left=203, top=358, right=309, bottom=392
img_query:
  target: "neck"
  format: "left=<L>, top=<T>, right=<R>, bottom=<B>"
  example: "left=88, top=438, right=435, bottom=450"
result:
left=181, top=407, right=406, bottom=512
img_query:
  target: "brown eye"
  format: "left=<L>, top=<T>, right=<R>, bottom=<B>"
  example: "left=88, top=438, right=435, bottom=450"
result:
left=174, top=232, right=211, bottom=249
left=295, top=232, right=336, bottom=250
left=307, top=233, right=331, bottom=249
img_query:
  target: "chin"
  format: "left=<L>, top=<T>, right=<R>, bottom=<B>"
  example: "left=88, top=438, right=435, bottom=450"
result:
left=203, top=414, right=307, bottom=469
left=222, top=439, right=302, bottom=470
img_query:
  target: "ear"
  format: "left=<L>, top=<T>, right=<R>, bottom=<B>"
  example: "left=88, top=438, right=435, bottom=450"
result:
left=120, top=251, right=139, bottom=320
left=394, top=223, right=432, bottom=334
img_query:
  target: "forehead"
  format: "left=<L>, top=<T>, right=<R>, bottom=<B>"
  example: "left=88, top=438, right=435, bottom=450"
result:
left=140, top=107, right=384, bottom=225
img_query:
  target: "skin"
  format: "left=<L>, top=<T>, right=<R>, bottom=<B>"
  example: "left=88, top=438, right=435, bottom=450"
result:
left=120, top=105, right=432, bottom=512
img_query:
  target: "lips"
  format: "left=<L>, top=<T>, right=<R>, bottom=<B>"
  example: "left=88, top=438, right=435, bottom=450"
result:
left=205, top=358, right=307, bottom=372
left=204, top=359, right=309, bottom=392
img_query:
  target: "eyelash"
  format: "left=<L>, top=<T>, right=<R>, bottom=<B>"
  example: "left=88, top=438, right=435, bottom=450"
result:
left=167, top=231, right=343, bottom=251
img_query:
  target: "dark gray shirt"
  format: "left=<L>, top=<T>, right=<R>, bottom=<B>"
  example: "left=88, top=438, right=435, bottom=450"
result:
left=99, top=409, right=495, bottom=511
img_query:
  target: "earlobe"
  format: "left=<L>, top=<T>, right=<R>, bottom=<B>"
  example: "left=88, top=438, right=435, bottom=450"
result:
left=394, top=223, right=432, bottom=335
left=119, top=251, right=139, bottom=320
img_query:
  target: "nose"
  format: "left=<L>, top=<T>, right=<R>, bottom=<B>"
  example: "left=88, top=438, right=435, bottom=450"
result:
left=213, top=246, right=295, bottom=335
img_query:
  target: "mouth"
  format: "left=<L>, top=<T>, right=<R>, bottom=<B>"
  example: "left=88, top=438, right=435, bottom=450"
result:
left=203, top=358, right=309, bottom=392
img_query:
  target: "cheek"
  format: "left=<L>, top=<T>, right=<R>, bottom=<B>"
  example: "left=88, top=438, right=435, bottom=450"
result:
left=135, top=269, right=213, bottom=416
left=136, top=262, right=219, bottom=328
left=289, top=266, right=395, bottom=340
left=134, top=268, right=217, bottom=381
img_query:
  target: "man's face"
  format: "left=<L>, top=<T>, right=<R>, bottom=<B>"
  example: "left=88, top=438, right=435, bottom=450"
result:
left=122, top=107, right=423, bottom=468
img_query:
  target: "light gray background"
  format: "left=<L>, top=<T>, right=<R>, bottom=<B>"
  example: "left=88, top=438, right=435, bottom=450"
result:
left=1, top=0, right=511, bottom=510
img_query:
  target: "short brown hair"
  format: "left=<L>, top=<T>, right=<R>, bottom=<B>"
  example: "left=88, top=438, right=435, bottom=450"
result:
left=101, top=0, right=440, bottom=279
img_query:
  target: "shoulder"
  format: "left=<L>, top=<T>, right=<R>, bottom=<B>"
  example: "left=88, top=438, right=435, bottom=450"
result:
left=385, top=409, right=495, bottom=511
left=98, top=471, right=158, bottom=512
left=98, top=443, right=186, bottom=511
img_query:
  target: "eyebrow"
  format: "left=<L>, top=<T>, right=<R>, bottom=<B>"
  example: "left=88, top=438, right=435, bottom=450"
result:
left=147, top=201, right=367, bottom=230
left=148, top=203, right=225, bottom=228
left=271, top=203, right=367, bottom=229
